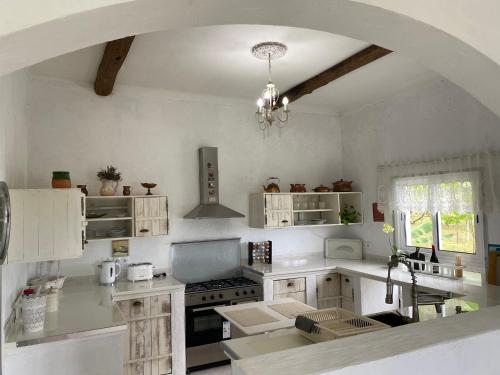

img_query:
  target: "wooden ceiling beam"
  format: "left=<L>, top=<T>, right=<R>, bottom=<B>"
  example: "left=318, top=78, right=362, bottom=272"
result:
left=278, top=45, right=392, bottom=106
left=94, top=36, right=135, bottom=96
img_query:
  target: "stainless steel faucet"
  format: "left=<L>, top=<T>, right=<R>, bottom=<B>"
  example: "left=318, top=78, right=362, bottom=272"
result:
left=386, top=258, right=420, bottom=323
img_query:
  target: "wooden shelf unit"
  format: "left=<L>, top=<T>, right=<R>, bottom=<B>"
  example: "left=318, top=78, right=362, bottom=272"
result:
left=249, top=192, right=363, bottom=229
left=85, top=195, right=169, bottom=241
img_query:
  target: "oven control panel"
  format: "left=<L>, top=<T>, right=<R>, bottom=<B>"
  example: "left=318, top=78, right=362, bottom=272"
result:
left=185, top=286, right=263, bottom=307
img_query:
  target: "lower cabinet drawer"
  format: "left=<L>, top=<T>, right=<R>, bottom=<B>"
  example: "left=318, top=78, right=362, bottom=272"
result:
left=317, top=297, right=341, bottom=310
left=274, top=291, right=306, bottom=303
left=273, top=277, right=306, bottom=295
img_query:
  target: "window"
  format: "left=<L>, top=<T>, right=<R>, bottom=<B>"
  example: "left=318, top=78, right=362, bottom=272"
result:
left=395, top=172, right=480, bottom=255
left=402, top=211, right=477, bottom=254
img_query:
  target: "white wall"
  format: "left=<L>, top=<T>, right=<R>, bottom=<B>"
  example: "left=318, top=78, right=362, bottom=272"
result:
left=27, top=76, right=347, bottom=276
left=0, top=69, right=34, bottom=357
left=341, top=78, right=500, bottom=270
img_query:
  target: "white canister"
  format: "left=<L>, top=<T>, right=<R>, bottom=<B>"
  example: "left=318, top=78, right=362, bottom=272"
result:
left=22, top=294, right=47, bottom=333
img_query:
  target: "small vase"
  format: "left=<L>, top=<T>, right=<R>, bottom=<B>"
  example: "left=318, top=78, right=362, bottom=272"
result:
left=99, top=179, right=118, bottom=196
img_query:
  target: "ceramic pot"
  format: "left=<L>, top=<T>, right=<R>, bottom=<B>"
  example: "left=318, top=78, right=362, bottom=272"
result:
left=332, top=179, right=353, bottom=192
left=99, top=179, right=118, bottom=196
left=290, top=184, right=307, bottom=192
left=122, top=186, right=131, bottom=196
left=52, top=171, right=71, bottom=188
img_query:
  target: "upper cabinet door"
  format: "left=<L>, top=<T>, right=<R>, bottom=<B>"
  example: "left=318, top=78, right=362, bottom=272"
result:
left=7, top=189, right=85, bottom=263
left=134, top=196, right=168, bottom=237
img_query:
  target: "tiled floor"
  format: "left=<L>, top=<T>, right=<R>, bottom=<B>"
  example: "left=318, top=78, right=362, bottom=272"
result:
left=191, top=365, right=231, bottom=375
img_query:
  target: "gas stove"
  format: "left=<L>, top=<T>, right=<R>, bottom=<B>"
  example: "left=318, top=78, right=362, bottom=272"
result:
left=185, top=276, right=262, bottom=306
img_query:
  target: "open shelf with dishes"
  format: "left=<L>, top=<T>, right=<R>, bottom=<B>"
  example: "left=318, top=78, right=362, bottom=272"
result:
left=249, top=192, right=363, bottom=228
left=85, top=195, right=169, bottom=241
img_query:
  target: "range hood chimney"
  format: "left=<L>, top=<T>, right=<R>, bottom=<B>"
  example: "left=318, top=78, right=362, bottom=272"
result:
left=184, top=147, right=245, bottom=219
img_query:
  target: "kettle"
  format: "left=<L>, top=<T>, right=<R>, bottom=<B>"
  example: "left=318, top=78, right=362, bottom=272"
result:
left=263, top=177, right=280, bottom=193
left=98, top=260, right=121, bottom=285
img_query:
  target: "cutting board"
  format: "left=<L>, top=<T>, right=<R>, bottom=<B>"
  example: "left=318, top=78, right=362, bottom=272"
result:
left=268, top=301, right=315, bottom=319
left=225, top=308, right=279, bottom=327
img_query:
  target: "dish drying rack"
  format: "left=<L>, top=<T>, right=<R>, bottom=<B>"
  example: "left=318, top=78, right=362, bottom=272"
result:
left=295, top=308, right=389, bottom=343
left=405, top=258, right=464, bottom=279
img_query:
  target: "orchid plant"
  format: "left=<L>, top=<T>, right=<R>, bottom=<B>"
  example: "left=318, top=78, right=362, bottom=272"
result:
left=382, top=223, right=408, bottom=266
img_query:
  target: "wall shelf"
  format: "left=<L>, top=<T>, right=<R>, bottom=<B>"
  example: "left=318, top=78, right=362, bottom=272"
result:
left=85, top=195, right=169, bottom=241
left=249, top=192, right=363, bottom=229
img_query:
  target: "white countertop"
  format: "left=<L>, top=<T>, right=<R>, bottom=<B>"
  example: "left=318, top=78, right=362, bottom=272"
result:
left=233, top=256, right=500, bottom=374
left=233, top=305, right=500, bottom=375
left=243, top=256, right=500, bottom=307
left=6, top=275, right=185, bottom=347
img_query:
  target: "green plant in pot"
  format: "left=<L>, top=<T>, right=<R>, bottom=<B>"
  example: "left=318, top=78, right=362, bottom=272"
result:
left=97, top=165, right=122, bottom=196
left=339, top=205, right=360, bottom=225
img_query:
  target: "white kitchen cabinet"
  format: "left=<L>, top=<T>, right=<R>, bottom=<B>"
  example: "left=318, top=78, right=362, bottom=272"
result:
left=115, top=291, right=182, bottom=375
left=85, top=195, right=168, bottom=241
left=7, top=189, right=86, bottom=263
left=316, top=273, right=341, bottom=309
left=249, top=192, right=363, bottom=229
left=134, top=196, right=169, bottom=237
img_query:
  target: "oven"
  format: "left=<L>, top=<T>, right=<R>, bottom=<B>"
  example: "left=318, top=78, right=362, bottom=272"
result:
left=186, top=301, right=231, bottom=348
left=185, top=297, right=261, bottom=372
left=185, top=301, right=232, bottom=372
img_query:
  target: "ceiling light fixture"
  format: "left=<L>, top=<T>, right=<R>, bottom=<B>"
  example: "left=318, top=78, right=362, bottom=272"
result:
left=252, top=42, right=290, bottom=131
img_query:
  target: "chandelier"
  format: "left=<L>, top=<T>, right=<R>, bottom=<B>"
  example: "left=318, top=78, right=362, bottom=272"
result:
left=252, top=42, right=290, bottom=131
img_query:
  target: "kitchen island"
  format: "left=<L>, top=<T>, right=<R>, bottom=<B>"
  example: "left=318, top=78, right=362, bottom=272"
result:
left=230, top=256, right=500, bottom=375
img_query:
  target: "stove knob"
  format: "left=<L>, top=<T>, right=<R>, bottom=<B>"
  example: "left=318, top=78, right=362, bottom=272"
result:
left=235, top=291, right=240, bottom=297
left=251, top=289, right=255, bottom=294
left=210, top=295, right=215, bottom=300
left=202, top=296, right=206, bottom=301
left=219, top=294, right=223, bottom=299
left=243, top=290, right=248, bottom=295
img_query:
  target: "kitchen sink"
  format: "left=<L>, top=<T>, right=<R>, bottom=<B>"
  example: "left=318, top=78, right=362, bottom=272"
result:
left=367, top=311, right=412, bottom=327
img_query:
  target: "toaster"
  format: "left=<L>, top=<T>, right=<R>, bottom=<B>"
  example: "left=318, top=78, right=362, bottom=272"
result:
left=127, top=263, right=154, bottom=282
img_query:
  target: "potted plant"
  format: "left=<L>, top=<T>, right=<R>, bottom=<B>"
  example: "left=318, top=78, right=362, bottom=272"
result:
left=382, top=223, right=408, bottom=266
left=339, top=205, right=360, bottom=225
left=97, top=165, right=122, bottom=196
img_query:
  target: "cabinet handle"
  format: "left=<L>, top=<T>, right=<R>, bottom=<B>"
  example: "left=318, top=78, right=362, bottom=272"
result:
left=281, top=220, right=289, bottom=223
left=326, top=277, right=332, bottom=282
left=140, top=229, right=149, bottom=233
left=345, top=278, right=350, bottom=283
left=287, top=282, right=295, bottom=288
left=133, top=301, right=143, bottom=307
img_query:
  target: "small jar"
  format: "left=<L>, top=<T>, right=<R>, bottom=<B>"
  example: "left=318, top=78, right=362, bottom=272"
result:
left=52, top=171, right=71, bottom=188
left=76, top=184, right=88, bottom=196
left=122, top=186, right=131, bottom=196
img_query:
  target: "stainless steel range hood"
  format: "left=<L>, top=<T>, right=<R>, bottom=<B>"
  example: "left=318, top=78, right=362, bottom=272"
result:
left=184, top=147, right=244, bottom=219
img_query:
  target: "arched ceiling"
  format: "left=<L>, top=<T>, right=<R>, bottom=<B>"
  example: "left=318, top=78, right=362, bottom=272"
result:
left=32, top=25, right=438, bottom=114
left=1, top=0, right=500, bottom=117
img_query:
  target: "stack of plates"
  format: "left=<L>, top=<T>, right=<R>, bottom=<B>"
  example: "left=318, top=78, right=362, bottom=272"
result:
left=107, top=228, right=128, bottom=237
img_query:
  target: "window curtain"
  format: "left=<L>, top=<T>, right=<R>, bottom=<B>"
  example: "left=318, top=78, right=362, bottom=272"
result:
left=377, top=151, right=500, bottom=214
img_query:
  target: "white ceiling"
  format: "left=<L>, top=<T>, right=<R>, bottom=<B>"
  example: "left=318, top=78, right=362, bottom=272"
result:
left=31, top=25, right=439, bottom=114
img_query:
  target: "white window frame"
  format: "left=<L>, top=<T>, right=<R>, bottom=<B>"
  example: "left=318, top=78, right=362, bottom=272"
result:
left=393, top=170, right=486, bottom=273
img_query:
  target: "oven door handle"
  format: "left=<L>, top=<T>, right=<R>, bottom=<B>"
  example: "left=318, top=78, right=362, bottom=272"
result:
left=190, top=305, right=228, bottom=313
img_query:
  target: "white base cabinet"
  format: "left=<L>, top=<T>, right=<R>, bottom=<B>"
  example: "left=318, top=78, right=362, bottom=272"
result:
left=7, top=189, right=86, bottom=263
left=114, top=290, right=185, bottom=375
